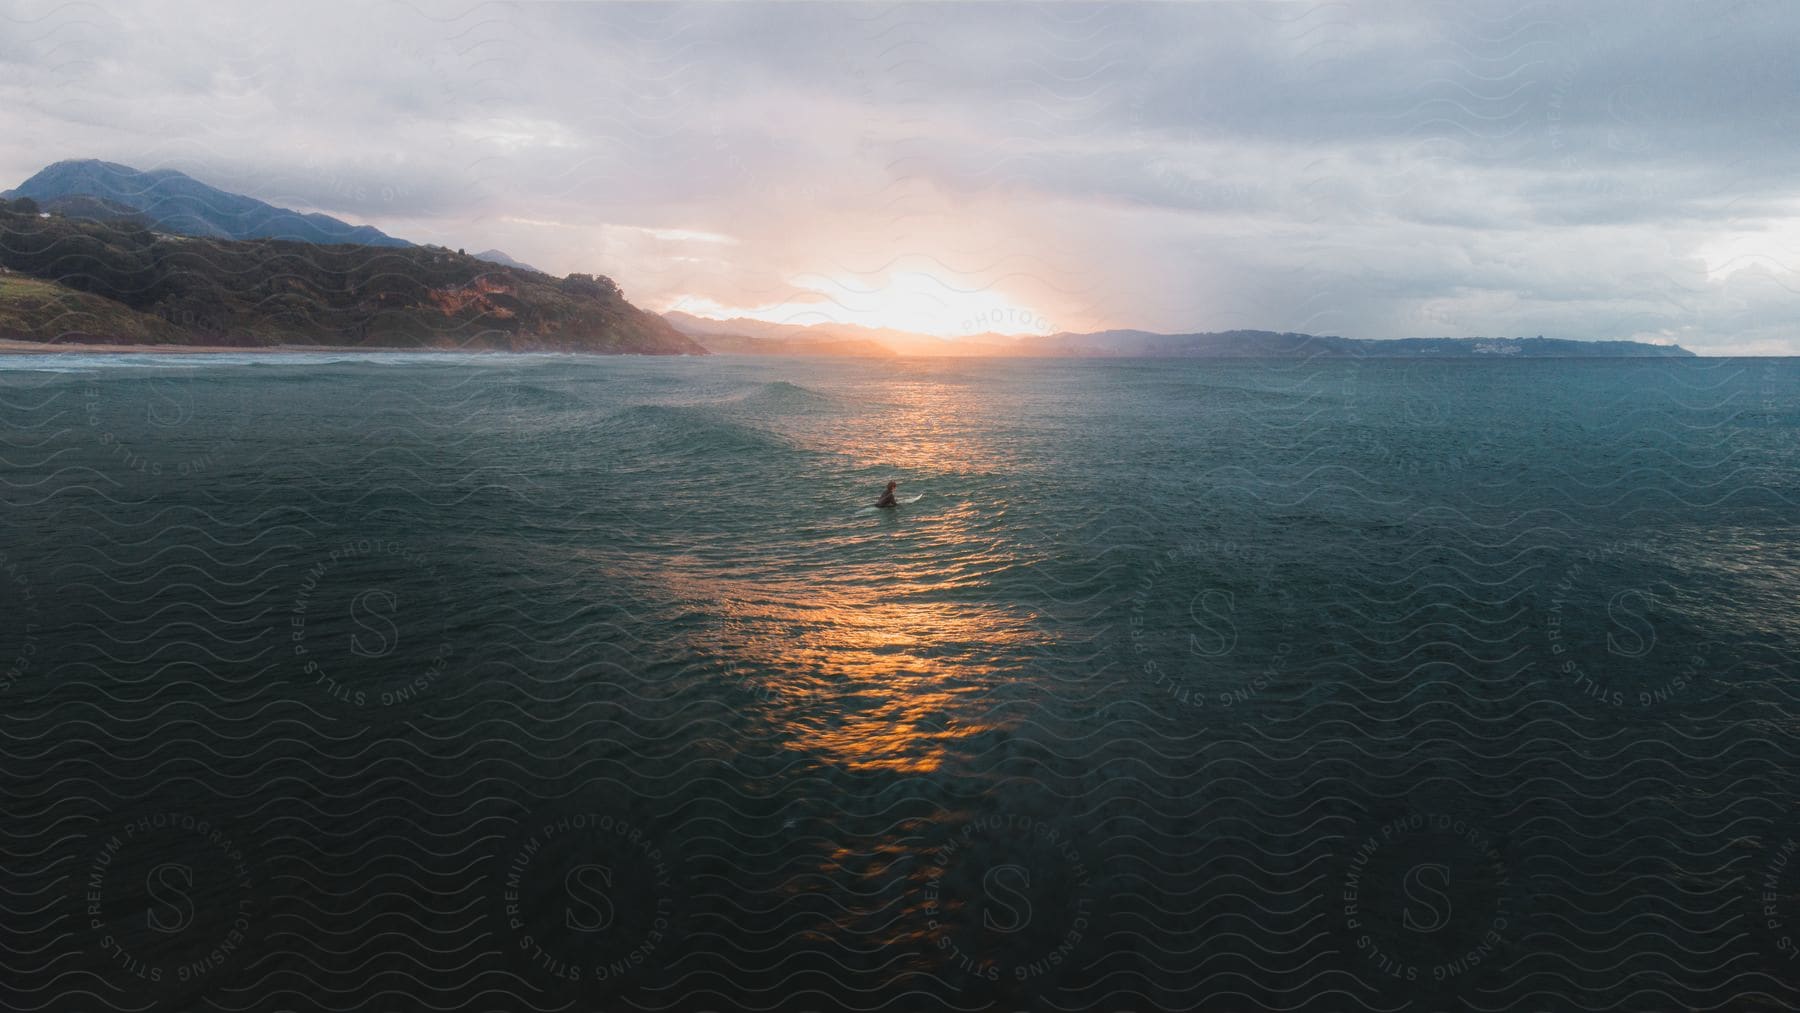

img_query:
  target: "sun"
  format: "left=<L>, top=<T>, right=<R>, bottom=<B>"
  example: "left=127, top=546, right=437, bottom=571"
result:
left=666, top=272, right=1055, bottom=340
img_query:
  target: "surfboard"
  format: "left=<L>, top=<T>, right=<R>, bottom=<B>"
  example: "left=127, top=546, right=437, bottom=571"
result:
left=856, top=493, right=922, bottom=514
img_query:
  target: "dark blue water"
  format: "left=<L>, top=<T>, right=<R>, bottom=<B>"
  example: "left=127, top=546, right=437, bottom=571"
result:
left=2, top=352, right=1797, bottom=1011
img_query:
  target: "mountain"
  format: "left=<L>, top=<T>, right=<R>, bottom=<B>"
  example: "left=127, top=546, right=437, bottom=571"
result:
left=2, top=161, right=1694, bottom=359
left=2, top=159, right=412, bottom=248
left=662, top=312, right=1695, bottom=358
left=661, top=310, right=1016, bottom=356
left=1030, top=331, right=1693, bottom=357
left=0, top=200, right=705, bottom=354
left=35, top=193, right=151, bottom=225
left=473, top=249, right=546, bottom=274
left=1031, top=329, right=1361, bottom=357
left=689, top=330, right=897, bottom=357
left=1351, top=335, right=1694, bottom=357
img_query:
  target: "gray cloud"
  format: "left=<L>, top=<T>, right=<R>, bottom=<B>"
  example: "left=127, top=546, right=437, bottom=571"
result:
left=1, top=0, right=1795, bottom=351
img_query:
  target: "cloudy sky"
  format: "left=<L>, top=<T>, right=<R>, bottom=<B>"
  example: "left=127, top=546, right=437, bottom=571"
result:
left=3, top=0, right=1796, bottom=352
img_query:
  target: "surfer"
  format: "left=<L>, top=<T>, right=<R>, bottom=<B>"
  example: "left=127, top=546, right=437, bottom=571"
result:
left=876, top=481, right=899, bottom=508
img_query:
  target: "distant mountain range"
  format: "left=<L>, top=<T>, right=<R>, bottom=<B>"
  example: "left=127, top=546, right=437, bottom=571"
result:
left=3, top=159, right=541, bottom=274
left=663, top=313, right=1695, bottom=358
left=472, top=249, right=547, bottom=274
left=0, top=158, right=701, bottom=353
left=0, top=158, right=1698, bottom=357
left=1021, top=329, right=1695, bottom=358
left=662, top=311, right=1016, bottom=356
left=685, top=331, right=898, bottom=357
left=3, top=159, right=413, bottom=247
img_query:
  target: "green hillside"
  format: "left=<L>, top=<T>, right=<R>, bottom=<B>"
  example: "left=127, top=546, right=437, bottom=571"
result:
left=0, top=273, right=190, bottom=344
left=0, top=199, right=704, bottom=354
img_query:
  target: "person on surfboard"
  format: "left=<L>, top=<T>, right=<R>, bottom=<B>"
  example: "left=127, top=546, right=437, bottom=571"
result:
left=876, top=481, right=899, bottom=508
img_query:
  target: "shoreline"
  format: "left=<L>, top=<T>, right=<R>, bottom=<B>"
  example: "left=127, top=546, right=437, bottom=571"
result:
left=1, top=339, right=1769, bottom=360
left=0, top=339, right=709, bottom=357
left=0, top=339, right=451, bottom=356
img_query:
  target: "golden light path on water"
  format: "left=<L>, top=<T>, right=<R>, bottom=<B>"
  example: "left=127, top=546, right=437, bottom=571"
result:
left=6, top=351, right=1797, bottom=1009
left=635, top=371, right=1058, bottom=776
left=724, top=584, right=1039, bottom=775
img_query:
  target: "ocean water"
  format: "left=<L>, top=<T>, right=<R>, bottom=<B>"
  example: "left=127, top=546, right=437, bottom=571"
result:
left=1, top=352, right=1797, bottom=1011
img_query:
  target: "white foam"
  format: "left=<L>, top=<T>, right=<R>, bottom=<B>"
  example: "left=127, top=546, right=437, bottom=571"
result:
left=0, top=350, right=578, bottom=373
